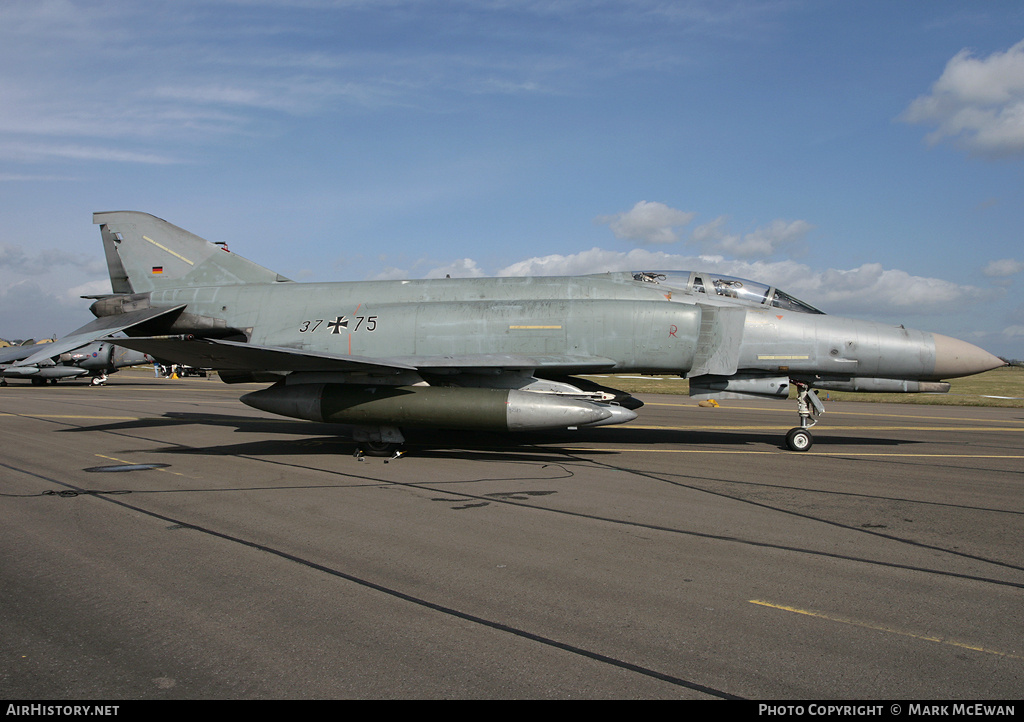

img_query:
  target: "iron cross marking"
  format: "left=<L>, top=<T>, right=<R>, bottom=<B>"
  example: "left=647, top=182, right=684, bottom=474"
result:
left=328, top=316, right=349, bottom=334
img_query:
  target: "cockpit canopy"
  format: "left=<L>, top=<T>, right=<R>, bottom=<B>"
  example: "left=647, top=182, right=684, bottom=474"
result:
left=632, top=271, right=824, bottom=315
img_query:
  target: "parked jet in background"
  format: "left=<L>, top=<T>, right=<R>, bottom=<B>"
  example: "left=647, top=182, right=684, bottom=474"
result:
left=15, top=211, right=1003, bottom=453
left=0, top=339, right=154, bottom=386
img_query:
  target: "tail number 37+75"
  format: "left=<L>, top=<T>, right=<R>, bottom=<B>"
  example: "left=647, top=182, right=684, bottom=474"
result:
left=299, top=315, right=379, bottom=334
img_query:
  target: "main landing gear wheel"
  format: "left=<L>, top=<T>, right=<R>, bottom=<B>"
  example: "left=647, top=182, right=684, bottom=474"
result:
left=353, top=425, right=406, bottom=459
left=785, top=427, right=813, bottom=452
left=359, top=440, right=402, bottom=458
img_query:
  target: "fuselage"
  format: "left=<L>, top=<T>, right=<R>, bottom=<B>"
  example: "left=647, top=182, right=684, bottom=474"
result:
left=116, top=270, right=1000, bottom=383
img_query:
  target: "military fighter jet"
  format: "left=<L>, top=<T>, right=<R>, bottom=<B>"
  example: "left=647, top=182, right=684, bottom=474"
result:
left=21, top=211, right=1002, bottom=454
left=0, top=338, right=154, bottom=386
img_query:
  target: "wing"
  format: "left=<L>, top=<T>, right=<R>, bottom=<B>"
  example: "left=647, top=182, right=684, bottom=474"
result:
left=109, top=336, right=617, bottom=376
left=12, top=305, right=186, bottom=368
left=109, top=336, right=418, bottom=373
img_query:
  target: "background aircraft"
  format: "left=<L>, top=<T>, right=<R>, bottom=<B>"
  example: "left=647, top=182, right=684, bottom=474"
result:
left=13, top=211, right=1003, bottom=453
left=0, top=338, right=154, bottom=386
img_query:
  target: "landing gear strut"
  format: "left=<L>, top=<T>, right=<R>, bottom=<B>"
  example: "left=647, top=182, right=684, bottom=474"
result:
left=786, top=381, right=823, bottom=452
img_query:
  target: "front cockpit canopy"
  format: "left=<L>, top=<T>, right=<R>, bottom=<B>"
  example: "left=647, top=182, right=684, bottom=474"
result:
left=632, top=271, right=824, bottom=314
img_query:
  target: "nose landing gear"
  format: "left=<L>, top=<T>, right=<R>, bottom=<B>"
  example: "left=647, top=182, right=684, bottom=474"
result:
left=786, top=380, right=823, bottom=452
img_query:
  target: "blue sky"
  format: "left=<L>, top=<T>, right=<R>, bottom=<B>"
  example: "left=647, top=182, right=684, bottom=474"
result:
left=2, top=0, right=1024, bottom=359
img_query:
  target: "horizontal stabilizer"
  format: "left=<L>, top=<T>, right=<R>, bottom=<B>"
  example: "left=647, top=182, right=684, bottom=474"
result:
left=13, top=305, right=186, bottom=368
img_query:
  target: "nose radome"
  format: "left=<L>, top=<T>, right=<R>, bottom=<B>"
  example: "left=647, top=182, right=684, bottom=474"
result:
left=931, top=334, right=1006, bottom=379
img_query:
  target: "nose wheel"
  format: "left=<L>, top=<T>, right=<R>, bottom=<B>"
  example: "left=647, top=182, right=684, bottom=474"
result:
left=785, top=426, right=813, bottom=451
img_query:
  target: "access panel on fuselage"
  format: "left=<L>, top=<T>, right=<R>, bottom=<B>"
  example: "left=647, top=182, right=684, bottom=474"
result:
left=620, top=301, right=700, bottom=373
left=412, top=300, right=570, bottom=357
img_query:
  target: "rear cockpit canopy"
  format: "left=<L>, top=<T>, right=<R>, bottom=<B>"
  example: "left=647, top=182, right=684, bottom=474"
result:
left=632, top=271, right=824, bottom=315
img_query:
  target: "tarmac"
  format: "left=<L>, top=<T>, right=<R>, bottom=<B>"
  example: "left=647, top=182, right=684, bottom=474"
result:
left=2, top=371, right=1022, bottom=699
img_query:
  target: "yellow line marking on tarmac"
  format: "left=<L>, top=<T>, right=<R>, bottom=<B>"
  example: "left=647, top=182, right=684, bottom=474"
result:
left=566, top=447, right=775, bottom=454
left=6, top=415, right=1017, bottom=438
left=23, top=398, right=249, bottom=407
left=818, top=408, right=1024, bottom=422
left=643, top=401, right=1024, bottom=423
left=564, top=447, right=1024, bottom=458
left=0, top=414, right=143, bottom=420
left=626, top=424, right=1024, bottom=432
left=94, top=454, right=188, bottom=478
left=0, top=412, right=280, bottom=425
left=749, top=600, right=1024, bottom=660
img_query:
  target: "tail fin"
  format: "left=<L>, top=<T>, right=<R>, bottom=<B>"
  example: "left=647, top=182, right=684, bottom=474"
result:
left=93, top=211, right=291, bottom=294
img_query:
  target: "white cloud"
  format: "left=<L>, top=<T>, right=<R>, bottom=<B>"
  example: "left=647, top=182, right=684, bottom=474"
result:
left=149, top=77, right=394, bottom=115
left=492, top=248, right=990, bottom=320
left=0, top=142, right=183, bottom=165
left=596, top=201, right=695, bottom=245
left=788, top=263, right=990, bottom=314
left=690, top=216, right=813, bottom=259
left=366, top=256, right=487, bottom=281
left=901, top=39, right=1024, bottom=158
left=0, top=243, right=106, bottom=275
left=0, top=278, right=96, bottom=340
left=424, top=258, right=486, bottom=279
left=65, top=279, right=112, bottom=302
left=982, top=258, right=1024, bottom=277
left=368, top=266, right=415, bottom=282
left=596, top=202, right=814, bottom=259
left=497, top=246, right=686, bottom=277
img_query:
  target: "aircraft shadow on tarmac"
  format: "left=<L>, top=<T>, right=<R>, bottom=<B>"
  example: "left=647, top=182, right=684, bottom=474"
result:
left=56, top=410, right=609, bottom=461
left=56, top=409, right=915, bottom=457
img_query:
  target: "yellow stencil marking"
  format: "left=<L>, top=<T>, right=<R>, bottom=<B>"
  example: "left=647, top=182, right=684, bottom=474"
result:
left=142, top=235, right=194, bottom=265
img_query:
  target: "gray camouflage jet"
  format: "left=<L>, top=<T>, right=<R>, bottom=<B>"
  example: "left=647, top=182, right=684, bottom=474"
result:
left=0, top=338, right=154, bottom=386
left=18, top=211, right=1003, bottom=454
